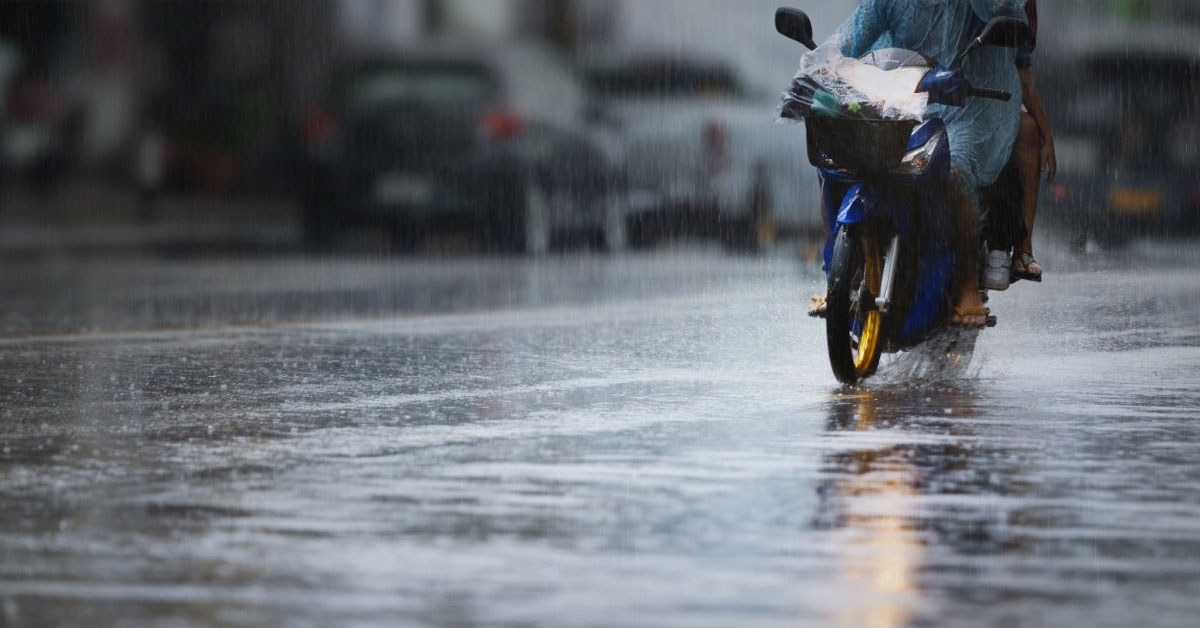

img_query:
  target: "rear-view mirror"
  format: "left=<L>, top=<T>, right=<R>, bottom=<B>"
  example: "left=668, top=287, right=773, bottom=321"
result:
left=775, top=8, right=817, bottom=51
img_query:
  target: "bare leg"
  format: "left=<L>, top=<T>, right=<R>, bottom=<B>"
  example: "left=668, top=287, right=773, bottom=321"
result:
left=947, top=166, right=986, bottom=325
left=810, top=188, right=830, bottom=316
left=1014, top=113, right=1043, bottom=277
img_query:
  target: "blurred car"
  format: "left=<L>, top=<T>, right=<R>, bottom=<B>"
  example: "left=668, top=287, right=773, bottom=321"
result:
left=297, top=41, right=627, bottom=254
left=581, top=52, right=817, bottom=251
left=1039, top=25, right=1200, bottom=247
left=0, top=41, right=76, bottom=193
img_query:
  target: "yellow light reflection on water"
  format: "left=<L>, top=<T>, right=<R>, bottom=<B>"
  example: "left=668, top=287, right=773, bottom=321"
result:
left=832, top=391, right=922, bottom=628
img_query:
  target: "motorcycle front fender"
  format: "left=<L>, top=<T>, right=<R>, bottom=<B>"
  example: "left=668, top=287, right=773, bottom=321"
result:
left=836, top=183, right=874, bottom=226
left=823, top=182, right=879, bottom=270
left=823, top=180, right=911, bottom=271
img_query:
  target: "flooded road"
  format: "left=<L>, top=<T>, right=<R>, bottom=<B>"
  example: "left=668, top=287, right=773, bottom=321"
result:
left=2, top=245, right=1200, bottom=627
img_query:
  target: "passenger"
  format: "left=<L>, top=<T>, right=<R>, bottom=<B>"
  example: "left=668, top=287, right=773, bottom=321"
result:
left=1012, top=0, right=1054, bottom=282
left=807, top=0, right=1028, bottom=327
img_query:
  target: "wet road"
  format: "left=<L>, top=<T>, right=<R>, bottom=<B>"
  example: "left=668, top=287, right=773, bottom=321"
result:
left=2, top=244, right=1200, bottom=627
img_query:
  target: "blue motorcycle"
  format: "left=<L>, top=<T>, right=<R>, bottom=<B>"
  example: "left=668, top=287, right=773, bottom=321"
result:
left=775, top=8, right=1031, bottom=384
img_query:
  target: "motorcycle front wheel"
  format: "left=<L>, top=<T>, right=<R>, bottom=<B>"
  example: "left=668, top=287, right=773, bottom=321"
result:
left=826, top=225, right=884, bottom=384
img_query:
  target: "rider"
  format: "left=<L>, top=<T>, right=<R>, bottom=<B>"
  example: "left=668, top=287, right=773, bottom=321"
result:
left=809, top=0, right=1028, bottom=327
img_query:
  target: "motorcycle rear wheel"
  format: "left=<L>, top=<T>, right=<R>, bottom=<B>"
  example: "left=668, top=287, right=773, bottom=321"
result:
left=826, top=226, right=884, bottom=384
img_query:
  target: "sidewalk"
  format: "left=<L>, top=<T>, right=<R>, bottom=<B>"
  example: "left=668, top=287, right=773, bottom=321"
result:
left=0, top=180, right=300, bottom=255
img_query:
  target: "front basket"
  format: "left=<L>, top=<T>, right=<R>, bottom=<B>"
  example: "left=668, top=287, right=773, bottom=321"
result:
left=805, top=117, right=918, bottom=172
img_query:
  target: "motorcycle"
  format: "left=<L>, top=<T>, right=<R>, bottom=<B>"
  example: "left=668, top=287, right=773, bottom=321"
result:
left=774, top=8, right=1032, bottom=384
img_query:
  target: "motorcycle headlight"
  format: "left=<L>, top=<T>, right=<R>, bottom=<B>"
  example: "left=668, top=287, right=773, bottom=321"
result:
left=895, top=130, right=944, bottom=175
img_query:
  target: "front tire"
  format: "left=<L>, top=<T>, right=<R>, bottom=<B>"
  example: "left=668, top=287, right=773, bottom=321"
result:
left=826, top=226, right=884, bottom=384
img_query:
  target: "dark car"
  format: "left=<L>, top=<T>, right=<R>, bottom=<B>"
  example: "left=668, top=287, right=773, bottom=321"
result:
left=298, top=42, right=627, bottom=254
left=0, top=42, right=77, bottom=193
left=1039, top=27, right=1200, bottom=247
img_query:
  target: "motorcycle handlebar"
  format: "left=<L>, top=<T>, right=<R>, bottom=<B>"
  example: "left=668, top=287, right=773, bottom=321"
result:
left=969, top=86, right=1012, bottom=102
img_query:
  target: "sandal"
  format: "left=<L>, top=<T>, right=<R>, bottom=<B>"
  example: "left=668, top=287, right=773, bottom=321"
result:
left=1012, top=251, right=1043, bottom=283
left=951, top=306, right=996, bottom=329
left=808, top=295, right=827, bottom=319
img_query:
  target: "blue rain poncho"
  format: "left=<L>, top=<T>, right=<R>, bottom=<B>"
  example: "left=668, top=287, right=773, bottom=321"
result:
left=797, top=0, right=1027, bottom=190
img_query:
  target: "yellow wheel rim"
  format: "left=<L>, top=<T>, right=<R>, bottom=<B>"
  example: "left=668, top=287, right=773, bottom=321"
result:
left=853, top=237, right=883, bottom=376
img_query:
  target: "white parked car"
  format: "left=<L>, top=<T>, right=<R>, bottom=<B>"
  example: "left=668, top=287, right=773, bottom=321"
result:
left=582, top=52, right=820, bottom=251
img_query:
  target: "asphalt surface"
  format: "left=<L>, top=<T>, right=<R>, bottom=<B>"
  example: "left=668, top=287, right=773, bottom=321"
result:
left=2, top=243, right=1199, bottom=627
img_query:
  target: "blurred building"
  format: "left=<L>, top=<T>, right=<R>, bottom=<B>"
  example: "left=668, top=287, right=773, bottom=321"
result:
left=0, top=0, right=621, bottom=196
left=3, top=0, right=1195, bottom=200
left=0, top=0, right=340, bottom=194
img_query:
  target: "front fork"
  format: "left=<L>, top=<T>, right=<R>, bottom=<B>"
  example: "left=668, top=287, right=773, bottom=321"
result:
left=822, top=178, right=905, bottom=315
left=875, top=235, right=901, bottom=314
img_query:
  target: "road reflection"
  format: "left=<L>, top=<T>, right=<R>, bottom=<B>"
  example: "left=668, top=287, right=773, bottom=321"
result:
left=818, top=384, right=984, bottom=628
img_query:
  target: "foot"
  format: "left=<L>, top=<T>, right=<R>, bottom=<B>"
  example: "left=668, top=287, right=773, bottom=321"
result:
left=808, top=293, right=828, bottom=318
left=1012, top=251, right=1043, bottom=281
left=950, top=295, right=989, bottom=328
